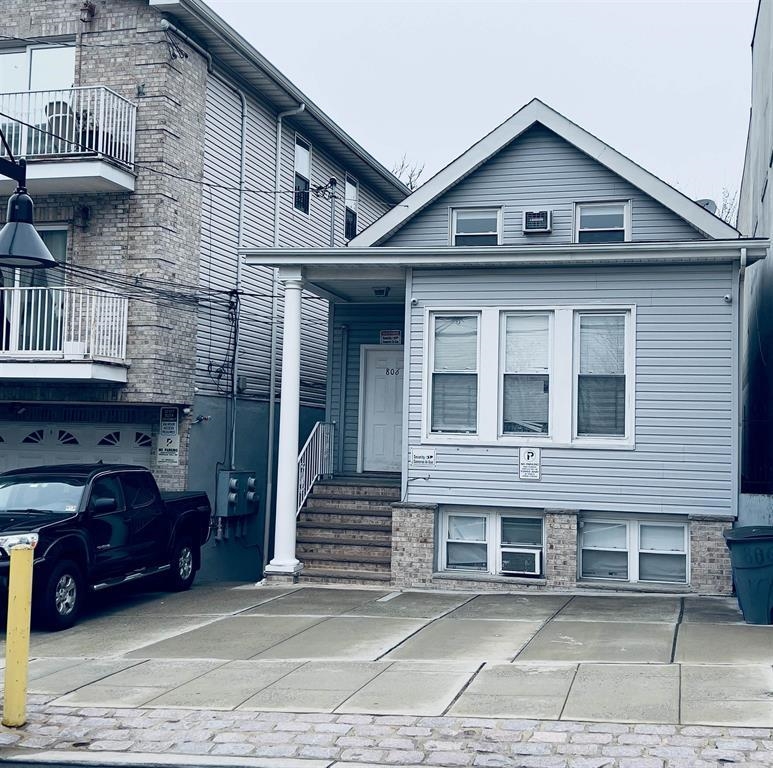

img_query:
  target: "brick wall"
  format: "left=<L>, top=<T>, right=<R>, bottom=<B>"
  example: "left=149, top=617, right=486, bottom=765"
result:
left=544, top=509, right=578, bottom=588
left=391, top=503, right=436, bottom=589
left=1, top=0, right=209, bottom=489
left=689, top=515, right=734, bottom=595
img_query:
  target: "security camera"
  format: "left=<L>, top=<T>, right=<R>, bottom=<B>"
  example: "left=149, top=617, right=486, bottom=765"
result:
left=723, top=294, right=732, bottom=304
left=410, top=298, right=419, bottom=307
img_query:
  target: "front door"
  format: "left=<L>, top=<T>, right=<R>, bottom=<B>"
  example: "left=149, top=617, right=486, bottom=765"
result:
left=360, top=346, right=403, bottom=472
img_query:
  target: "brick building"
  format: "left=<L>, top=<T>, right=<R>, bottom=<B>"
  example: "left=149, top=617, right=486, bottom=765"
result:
left=0, top=0, right=406, bottom=579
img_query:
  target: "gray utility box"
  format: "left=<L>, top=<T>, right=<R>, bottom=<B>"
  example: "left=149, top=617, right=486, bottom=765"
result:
left=216, top=469, right=258, bottom=518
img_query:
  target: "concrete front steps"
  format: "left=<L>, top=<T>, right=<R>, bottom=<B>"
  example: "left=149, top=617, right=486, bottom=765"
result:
left=296, top=474, right=400, bottom=585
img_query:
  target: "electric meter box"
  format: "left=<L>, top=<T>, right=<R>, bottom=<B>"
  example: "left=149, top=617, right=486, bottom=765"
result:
left=216, top=470, right=258, bottom=517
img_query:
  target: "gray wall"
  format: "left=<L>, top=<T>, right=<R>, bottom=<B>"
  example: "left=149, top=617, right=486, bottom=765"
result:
left=385, top=124, right=704, bottom=247
left=189, top=394, right=323, bottom=582
left=405, top=263, right=737, bottom=517
left=329, top=304, right=405, bottom=473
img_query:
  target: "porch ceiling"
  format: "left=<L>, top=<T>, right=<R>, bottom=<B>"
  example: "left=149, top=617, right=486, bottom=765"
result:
left=305, top=267, right=406, bottom=303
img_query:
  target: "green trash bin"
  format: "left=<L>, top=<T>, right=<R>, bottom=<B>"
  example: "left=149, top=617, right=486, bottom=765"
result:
left=723, top=526, right=773, bottom=625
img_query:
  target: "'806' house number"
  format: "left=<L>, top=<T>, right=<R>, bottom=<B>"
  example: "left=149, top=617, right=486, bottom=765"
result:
left=385, top=368, right=401, bottom=375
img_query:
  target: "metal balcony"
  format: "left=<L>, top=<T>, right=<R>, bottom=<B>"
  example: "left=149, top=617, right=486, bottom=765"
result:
left=0, top=286, right=129, bottom=382
left=0, top=86, right=137, bottom=194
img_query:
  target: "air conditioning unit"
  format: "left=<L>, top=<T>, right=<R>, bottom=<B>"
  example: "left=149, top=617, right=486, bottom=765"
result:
left=522, top=210, right=552, bottom=233
left=501, top=548, right=542, bottom=576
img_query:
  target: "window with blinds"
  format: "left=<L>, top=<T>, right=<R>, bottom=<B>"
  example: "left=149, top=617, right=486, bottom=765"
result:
left=430, top=314, right=479, bottom=434
left=502, top=313, right=551, bottom=435
left=576, top=313, right=627, bottom=436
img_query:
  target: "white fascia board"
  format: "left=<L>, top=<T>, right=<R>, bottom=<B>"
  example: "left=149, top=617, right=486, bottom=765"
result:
left=243, top=238, right=768, bottom=269
left=350, top=99, right=739, bottom=246
left=0, top=362, right=128, bottom=383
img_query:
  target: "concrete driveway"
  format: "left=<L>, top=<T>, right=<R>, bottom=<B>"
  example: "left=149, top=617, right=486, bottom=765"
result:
left=1, top=583, right=772, bottom=727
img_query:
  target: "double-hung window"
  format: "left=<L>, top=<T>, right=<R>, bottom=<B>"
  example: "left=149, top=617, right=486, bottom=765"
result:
left=430, top=314, right=479, bottom=434
left=451, top=208, right=500, bottom=246
left=576, top=312, right=628, bottom=438
left=294, top=136, right=311, bottom=214
left=580, top=519, right=687, bottom=584
left=502, top=313, right=551, bottom=435
left=344, top=175, right=358, bottom=240
left=575, top=201, right=630, bottom=243
left=442, top=510, right=544, bottom=577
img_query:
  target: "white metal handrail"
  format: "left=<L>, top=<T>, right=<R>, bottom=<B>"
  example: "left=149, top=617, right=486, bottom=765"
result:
left=297, top=421, right=334, bottom=515
left=0, top=86, right=137, bottom=166
left=0, top=286, right=128, bottom=362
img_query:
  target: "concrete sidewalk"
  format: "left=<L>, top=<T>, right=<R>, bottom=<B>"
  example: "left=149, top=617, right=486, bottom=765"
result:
left=1, top=584, right=772, bottom=766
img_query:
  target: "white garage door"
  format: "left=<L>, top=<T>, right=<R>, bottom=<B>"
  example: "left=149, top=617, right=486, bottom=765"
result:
left=0, top=424, right=153, bottom=473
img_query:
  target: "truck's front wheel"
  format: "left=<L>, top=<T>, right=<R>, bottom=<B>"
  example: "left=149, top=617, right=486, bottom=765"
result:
left=166, top=537, right=196, bottom=591
left=35, top=560, right=84, bottom=631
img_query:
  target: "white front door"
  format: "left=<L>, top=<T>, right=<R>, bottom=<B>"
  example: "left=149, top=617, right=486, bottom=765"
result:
left=360, top=346, right=403, bottom=472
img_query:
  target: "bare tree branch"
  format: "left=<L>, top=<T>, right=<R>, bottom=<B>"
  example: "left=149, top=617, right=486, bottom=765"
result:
left=391, top=154, right=425, bottom=191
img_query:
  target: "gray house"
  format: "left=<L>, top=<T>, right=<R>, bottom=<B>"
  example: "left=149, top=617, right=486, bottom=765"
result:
left=0, top=0, right=406, bottom=580
left=245, top=99, right=766, bottom=595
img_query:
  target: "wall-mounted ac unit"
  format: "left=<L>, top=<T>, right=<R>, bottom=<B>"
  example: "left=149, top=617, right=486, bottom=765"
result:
left=522, top=210, right=552, bottom=233
left=501, top=548, right=542, bottom=576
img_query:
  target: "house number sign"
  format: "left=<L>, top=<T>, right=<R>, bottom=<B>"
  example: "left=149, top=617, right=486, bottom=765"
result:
left=519, top=447, right=541, bottom=480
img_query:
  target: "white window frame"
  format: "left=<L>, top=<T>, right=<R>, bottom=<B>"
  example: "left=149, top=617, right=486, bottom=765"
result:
left=293, top=133, right=312, bottom=216
left=449, top=207, right=503, bottom=246
left=574, top=200, right=631, bottom=244
left=440, top=508, right=545, bottom=577
left=499, top=311, right=554, bottom=439
left=421, top=305, right=635, bottom=449
left=426, top=311, right=481, bottom=437
left=572, top=309, right=635, bottom=447
left=344, top=174, right=358, bottom=240
left=579, top=517, right=689, bottom=585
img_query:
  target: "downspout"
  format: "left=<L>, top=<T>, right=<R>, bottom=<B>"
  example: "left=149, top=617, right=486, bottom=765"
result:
left=737, top=246, right=747, bottom=516
left=229, top=85, right=248, bottom=470
left=264, top=102, right=305, bottom=572
left=160, top=20, right=213, bottom=72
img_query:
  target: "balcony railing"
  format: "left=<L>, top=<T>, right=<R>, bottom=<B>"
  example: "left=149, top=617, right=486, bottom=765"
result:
left=0, top=287, right=128, bottom=362
left=0, top=86, right=136, bottom=167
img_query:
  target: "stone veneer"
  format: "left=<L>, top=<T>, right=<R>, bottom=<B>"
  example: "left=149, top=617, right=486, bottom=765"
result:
left=391, top=503, right=735, bottom=596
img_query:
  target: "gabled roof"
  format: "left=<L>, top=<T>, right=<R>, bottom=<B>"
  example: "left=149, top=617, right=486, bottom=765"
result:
left=349, top=98, right=739, bottom=245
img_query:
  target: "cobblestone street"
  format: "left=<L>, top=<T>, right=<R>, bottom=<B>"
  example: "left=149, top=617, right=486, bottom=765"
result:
left=2, top=698, right=773, bottom=767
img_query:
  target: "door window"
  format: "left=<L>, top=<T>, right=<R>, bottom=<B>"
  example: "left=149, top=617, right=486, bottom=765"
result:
left=120, top=471, right=159, bottom=509
left=89, top=475, right=125, bottom=514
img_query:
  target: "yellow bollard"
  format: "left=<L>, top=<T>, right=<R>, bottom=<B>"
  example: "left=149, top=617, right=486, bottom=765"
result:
left=2, top=541, right=36, bottom=728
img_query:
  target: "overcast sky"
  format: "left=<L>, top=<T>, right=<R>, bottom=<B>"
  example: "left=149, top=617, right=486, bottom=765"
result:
left=204, top=0, right=757, bottom=205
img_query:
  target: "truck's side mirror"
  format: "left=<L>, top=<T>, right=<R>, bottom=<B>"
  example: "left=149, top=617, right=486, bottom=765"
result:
left=93, top=497, right=118, bottom=513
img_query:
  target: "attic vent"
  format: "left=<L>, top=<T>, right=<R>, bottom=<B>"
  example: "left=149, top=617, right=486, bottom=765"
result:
left=523, top=210, right=552, bottom=233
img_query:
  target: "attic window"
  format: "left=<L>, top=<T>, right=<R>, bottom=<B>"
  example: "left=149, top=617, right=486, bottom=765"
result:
left=451, top=208, right=501, bottom=246
left=575, top=201, right=630, bottom=244
left=294, top=135, right=311, bottom=214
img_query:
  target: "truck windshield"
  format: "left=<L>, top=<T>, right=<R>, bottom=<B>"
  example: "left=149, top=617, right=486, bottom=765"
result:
left=0, top=476, right=86, bottom=512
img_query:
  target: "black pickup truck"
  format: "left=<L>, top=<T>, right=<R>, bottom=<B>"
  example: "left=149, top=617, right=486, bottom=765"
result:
left=0, top=464, right=211, bottom=630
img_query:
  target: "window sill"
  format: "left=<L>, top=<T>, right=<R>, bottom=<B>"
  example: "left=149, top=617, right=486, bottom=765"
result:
left=433, top=571, right=547, bottom=587
left=420, top=436, right=635, bottom=451
left=577, top=580, right=689, bottom=594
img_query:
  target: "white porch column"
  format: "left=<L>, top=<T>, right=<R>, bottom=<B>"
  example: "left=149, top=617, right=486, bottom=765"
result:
left=265, top=268, right=303, bottom=576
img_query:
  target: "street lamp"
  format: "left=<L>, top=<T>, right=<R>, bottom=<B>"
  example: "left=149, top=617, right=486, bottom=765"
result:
left=0, top=135, right=57, bottom=268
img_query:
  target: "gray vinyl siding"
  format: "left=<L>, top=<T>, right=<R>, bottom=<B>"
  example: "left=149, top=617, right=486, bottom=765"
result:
left=329, top=304, right=405, bottom=473
left=385, top=124, right=704, bottom=247
left=406, top=263, right=737, bottom=517
left=197, top=77, right=392, bottom=407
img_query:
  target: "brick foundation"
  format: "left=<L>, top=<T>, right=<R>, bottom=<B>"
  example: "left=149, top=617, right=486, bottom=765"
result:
left=389, top=505, right=734, bottom=596
left=689, top=515, right=735, bottom=595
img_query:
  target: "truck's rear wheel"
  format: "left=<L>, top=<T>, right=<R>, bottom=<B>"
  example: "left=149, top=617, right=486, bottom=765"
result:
left=167, top=536, right=196, bottom=591
left=34, top=559, right=84, bottom=631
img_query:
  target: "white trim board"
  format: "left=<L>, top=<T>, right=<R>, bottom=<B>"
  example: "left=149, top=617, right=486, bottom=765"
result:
left=348, top=98, right=740, bottom=246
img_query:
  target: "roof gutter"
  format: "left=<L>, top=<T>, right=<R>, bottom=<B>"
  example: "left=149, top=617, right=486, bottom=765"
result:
left=242, top=239, right=770, bottom=268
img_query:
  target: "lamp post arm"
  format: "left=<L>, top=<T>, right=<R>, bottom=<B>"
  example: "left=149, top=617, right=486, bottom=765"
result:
left=0, top=157, right=26, bottom=188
